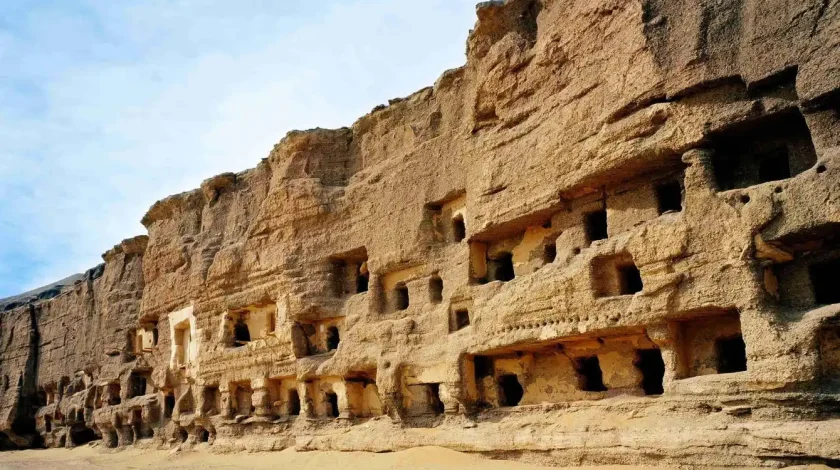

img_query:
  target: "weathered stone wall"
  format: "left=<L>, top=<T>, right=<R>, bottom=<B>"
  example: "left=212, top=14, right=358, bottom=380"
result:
left=3, top=0, right=840, bottom=465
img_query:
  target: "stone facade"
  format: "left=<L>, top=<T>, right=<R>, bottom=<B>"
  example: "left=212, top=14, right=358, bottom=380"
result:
left=2, top=0, right=840, bottom=466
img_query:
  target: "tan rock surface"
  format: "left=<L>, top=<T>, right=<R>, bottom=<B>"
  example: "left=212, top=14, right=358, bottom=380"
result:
left=2, top=0, right=840, bottom=466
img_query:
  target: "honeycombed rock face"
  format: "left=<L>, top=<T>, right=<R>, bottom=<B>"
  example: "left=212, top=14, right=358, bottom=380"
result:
left=2, top=0, right=840, bottom=465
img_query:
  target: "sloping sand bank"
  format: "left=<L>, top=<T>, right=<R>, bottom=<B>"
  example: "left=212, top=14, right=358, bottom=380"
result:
left=0, top=445, right=673, bottom=470
left=0, top=445, right=832, bottom=470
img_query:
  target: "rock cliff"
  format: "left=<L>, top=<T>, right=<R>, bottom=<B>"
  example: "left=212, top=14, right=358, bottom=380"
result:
left=2, top=0, right=840, bottom=466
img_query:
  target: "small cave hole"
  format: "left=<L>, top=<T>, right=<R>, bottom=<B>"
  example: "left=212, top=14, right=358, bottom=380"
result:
left=655, top=180, right=683, bottom=214
left=164, top=393, right=175, bottom=419
left=429, top=276, right=444, bottom=304
left=452, top=215, right=466, bottom=243
left=197, top=428, right=210, bottom=443
left=710, top=110, right=816, bottom=190
left=716, top=335, right=748, bottom=374
left=128, top=373, right=148, bottom=399
left=575, top=356, right=607, bottom=392
left=810, top=259, right=840, bottom=305
left=326, top=326, right=340, bottom=351
left=543, top=242, right=557, bottom=264
left=635, top=349, right=665, bottom=395
left=288, top=390, right=301, bottom=416
left=498, top=375, right=524, bottom=406
left=356, top=270, right=369, bottom=294
left=428, top=383, right=445, bottom=415
left=817, top=164, right=827, bottom=174
left=490, top=252, right=515, bottom=282
left=233, top=318, right=251, bottom=344
left=394, top=283, right=410, bottom=311
left=740, top=194, right=751, bottom=204
left=585, top=210, right=608, bottom=242
left=325, top=392, right=339, bottom=418
left=474, top=356, right=493, bottom=380
left=618, top=264, right=644, bottom=295
left=451, top=309, right=470, bottom=332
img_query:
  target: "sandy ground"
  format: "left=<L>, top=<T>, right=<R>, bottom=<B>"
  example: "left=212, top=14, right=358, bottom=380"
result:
left=0, top=445, right=671, bottom=470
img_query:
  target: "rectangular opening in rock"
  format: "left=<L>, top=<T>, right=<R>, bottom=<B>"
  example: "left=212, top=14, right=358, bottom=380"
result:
left=716, top=335, right=747, bottom=373
left=326, top=326, right=340, bottom=351
left=767, top=224, right=840, bottom=309
left=709, top=110, right=817, bottom=190
left=635, top=349, right=665, bottom=395
left=234, top=316, right=251, bottom=344
left=394, top=282, right=410, bottom=310
left=497, top=374, right=524, bottom=406
left=488, top=252, right=515, bottom=282
left=450, top=308, right=470, bottom=332
left=202, top=386, right=220, bottom=416
left=424, top=192, right=467, bottom=244
left=288, top=389, right=301, bottom=416
left=233, top=382, right=253, bottom=417
left=655, top=180, right=683, bottom=214
left=673, top=309, right=746, bottom=377
left=585, top=209, right=608, bottom=243
left=164, top=392, right=175, bottom=418
left=427, top=383, right=444, bottom=415
left=173, top=322, right=190, bottom=367
left=128, top=371, right=150, bottom=399
left=592, top=253, right=643, bottom=297
left=329, top=248, right=369, bottom=296
left=575, top=356, right=607, bottom=392
left=618, top=264, right=643, bottom=295
left=292, top=319, right=343, bottom=356
left=453, top=215, right=466, bottom=242
left=474, top=356, right=494, bottom=380
left=325, top=391, right=339, bottom=418
left=810, top=259, right=840, bottom=305
left=429, top=275, right=444, bottom=303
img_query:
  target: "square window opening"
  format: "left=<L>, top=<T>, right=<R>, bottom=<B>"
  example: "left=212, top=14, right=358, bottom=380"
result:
left=453, top=215, right=466, bottom=243
left=498, top=374, right=523, bottom=406
left=635, top=349, right=665, bottom=395
left=429, top=276, right=444, bottom=304
left=810, top=259, right=840, bottom=305
left=575, top=356, right=607, bottom=392
left=394, top=283, right=410, bottom=311
left=716, top=335, right=747, bottom=373
left=585, top=210, right=608, bottom=243
left=618, top=264, right=644, bottom=295
left=451, top=309, right=470, bottom=332
left=655, top=180, right=683, bottom=214
left=489, top=252, right=515, bottom=282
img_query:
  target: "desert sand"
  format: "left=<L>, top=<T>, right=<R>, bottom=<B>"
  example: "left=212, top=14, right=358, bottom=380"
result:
left=0, top=446, right=669, bottom=470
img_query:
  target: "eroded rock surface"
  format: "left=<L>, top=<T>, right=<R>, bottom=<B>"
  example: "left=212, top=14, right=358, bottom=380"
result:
left=3, top=0, right=840, bottom=466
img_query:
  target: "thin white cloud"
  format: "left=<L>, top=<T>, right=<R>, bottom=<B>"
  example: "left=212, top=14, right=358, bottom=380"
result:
left=0, top=0, right=477, bottom=297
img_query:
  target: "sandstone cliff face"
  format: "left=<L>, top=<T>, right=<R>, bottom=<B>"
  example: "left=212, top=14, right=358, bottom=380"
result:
left=3, top=0, right=840, bottom=466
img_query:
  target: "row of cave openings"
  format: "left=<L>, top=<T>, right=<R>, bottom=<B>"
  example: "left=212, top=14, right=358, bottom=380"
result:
left=322, top=180, right=677, bottom=326
left=36, top=370, right=155, bottom=446
left=470, top=310, right=749, bottom=409
left=177, top=375, right=380, bottom=422
left=149, top=103, right=831, bottom=371
left=323, top=107, right=833, bottom=322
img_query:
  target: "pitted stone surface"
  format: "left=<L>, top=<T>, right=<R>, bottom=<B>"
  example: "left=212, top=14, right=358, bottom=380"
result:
left=2, top=0, right=840, bottom=466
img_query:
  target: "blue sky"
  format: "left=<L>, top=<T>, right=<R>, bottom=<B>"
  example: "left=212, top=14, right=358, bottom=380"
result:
left=0, top=0, right=477, bottom=298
